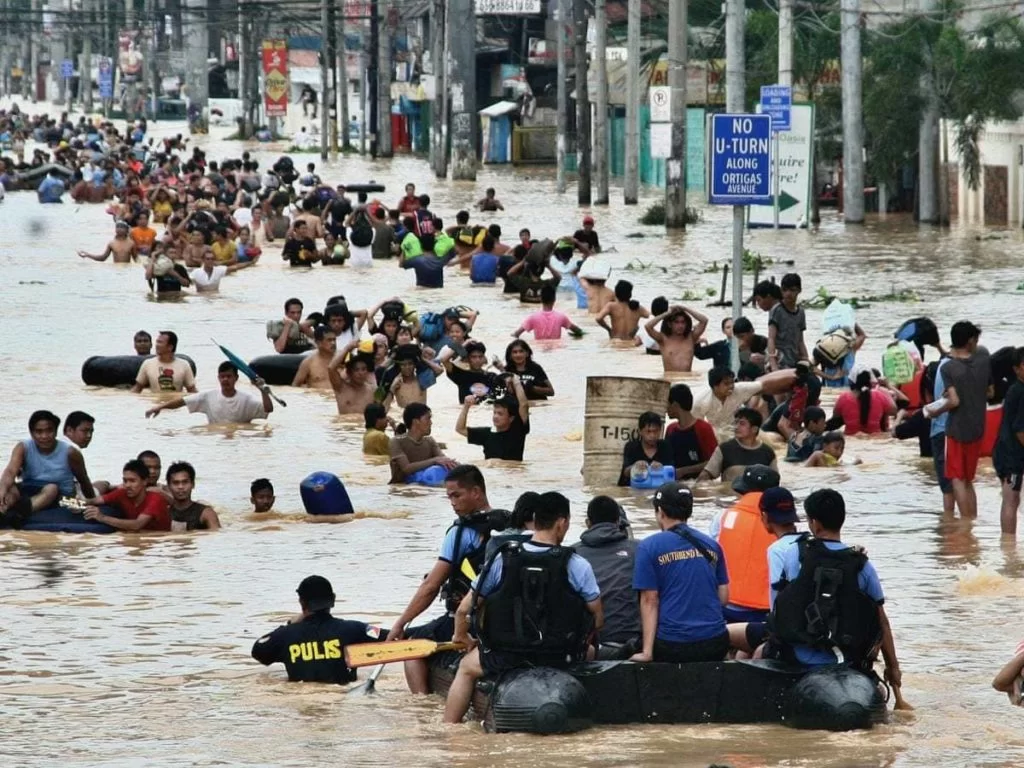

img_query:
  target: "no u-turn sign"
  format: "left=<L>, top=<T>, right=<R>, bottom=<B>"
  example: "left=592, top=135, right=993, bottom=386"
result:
left=707, top=114, right=772, bottom=206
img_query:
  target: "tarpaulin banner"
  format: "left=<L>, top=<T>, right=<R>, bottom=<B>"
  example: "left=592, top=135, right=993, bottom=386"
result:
left=262, top=39, right=288, bottom=117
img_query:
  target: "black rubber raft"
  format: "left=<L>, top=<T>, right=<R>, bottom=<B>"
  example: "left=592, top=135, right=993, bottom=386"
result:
left=0, top=505, right=123, bottom=534
left=247, top=354, right=304, bottom=386
left=429, top=656, right=885, bottom=734
left=81, top=354, right=198, bottom=387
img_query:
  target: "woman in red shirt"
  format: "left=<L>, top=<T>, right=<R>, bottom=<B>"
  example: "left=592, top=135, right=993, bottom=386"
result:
left=832, top=369, right=898, bottom=435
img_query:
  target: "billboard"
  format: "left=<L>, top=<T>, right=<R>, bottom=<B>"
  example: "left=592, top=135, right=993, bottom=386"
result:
left=262, top=39, right=288, bottom=117
left=748, top=104, right=815, bottom=228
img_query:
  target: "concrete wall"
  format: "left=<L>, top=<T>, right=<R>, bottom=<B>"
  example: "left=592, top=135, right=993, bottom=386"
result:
left=944, top=117, right=1024, bottom=227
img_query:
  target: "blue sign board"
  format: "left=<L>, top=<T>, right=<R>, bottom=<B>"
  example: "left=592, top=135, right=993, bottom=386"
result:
left=60, top=59, right=74, bottom=78
left=98, top=58, right=113, bottom=99
left=708, top=113, right=772, bottom=206
left=760, top=84, right=792, bottom=132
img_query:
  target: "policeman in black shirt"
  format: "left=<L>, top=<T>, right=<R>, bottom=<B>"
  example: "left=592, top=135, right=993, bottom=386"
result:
left=251, top=575, right=387, bottom=684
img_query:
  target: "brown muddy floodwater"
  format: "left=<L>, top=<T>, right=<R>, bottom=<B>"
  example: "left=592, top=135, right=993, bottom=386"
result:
left=1, top=111, right=1023, bottom=767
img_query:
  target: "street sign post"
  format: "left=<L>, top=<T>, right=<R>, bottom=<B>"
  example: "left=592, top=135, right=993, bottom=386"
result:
left=707, top=113, right=772, bottom=206
left=759, top=84, right=791, bottom=132
left=98, top=58, right=113, bottom=101
left=760, top=85, right=791, bottom=229
left=649, top=85, right=670, bottom=123
left=60, top=59, right=74, bottom=105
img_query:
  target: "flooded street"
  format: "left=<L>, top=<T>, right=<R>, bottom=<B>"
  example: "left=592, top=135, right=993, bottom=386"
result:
left=2, top=114, right=1024, bottom=767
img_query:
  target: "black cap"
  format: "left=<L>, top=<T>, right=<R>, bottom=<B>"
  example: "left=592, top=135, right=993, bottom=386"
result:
left=652, top=482, right=693, bottom=515
left=759, top=487, right=799, bottom=524
left=296, top=575, right=335, bottom=612
left=732, top=464, right=781, bottom=495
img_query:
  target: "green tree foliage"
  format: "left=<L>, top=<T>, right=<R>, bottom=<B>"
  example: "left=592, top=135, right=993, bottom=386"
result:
left=865, top=3, right=1024, bottom=189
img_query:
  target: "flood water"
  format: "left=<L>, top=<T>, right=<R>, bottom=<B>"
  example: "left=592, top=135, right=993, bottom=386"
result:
left=2, top=106, right=1024, bottom=767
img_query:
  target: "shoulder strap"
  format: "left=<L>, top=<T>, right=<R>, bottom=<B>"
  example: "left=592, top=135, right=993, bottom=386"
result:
left=670, top=525, right=717, bottom=567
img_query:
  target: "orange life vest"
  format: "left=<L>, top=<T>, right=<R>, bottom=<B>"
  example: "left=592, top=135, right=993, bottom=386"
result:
left=717, top=492, right=775, bottom=611
left=898, top=369, right=924, bottom=411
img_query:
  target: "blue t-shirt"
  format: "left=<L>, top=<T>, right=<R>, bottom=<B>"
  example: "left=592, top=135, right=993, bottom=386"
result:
left=402, top=252, right=453, bottom=288
left=767, top=532, right=805, bottom=607
left=37, top=175, right=65, bottom=203
left=470, top=252, right=499, bottom=283
left=930, top=358, right=950, bottom=437
left=438, top=523, right=484, bottom=565
left=633, top=524, right=729, bottom=643
left=776, top=538, right=884, bottom=665
left=475, top=541, right=600, bottom=601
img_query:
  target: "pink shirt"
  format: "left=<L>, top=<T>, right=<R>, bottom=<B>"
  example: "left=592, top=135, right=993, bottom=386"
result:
left=833, top=389, right=897, bottom=435
left=520, top=309, right=572, bottom=340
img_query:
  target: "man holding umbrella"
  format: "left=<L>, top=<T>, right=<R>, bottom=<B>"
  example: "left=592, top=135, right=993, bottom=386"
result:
left=145, top=362, right=273, bottom=424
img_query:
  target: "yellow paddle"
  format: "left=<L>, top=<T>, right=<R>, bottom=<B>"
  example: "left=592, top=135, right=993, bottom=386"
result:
left=344, top=639, right=465, bottom=668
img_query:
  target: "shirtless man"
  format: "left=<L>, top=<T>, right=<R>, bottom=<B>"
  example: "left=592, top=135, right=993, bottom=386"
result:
left=330, top=352, right=378, bottom=415
left=383, top=357, right=428, bottom=410
left=579, top=270, right=614, bottom=315
left=78, top=220, right=138, bottom=263
left=292, top=326, right=338, bottom=388
left=596, top=280, right=650, bottom=340
left=291, top=197, right=326, bottom=241
left=644, top=305, right=709, bottom=373
left=181, top=230, right=212, bottom=268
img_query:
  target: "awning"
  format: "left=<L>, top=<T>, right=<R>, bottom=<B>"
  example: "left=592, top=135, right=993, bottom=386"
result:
left=479, top=100, right=519, bottom=117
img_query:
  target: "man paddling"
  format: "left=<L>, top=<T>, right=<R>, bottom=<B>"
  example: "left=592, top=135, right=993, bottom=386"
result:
left=388, top=465, right=492, bottom=694
left=252, top=575, right=387, bottom=684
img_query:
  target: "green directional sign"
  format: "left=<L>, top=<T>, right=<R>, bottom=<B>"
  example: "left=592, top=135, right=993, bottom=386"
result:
left=774, top=191, right=799, bottom=211
left=748, top=103, right=814, bottom=228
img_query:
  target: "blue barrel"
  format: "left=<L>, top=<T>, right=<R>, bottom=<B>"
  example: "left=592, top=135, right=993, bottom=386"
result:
left=300, top=472, right=354, bottom=516
left=630, top=465, right=676, bottom=489
left=407, top=465, right=450, bottom=487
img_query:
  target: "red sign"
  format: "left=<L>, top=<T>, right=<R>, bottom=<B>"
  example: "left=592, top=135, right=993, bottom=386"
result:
left=262, top=39, right=288, bottom=117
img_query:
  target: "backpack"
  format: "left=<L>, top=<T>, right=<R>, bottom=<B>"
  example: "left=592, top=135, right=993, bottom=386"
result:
left=769, top=536, right=882, bottom=669
left=419, top=311, right=445, bottom=343
left=881, top=342, right=915, bottom=385
left=350, top=210, right=373, bottom=247
left=814, top=330, right=854, bottom=368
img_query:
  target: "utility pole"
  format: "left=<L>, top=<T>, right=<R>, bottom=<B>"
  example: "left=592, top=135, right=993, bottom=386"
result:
left=28, top=0, right=40, bottom=100
left=664, top=0, right=687, bottom=227
left=327, top=0, right=338, bottom=154
left=238, top=0, right=249, bottom=136
left=82, top=0, right=94, bottom=112
left=184, top=0, right=208, bottom=132
left=147, top=0, right=158, bottom=117
left=449, top=0, right=475, bottom=178
left=726, top=0, right=745, bottom=366
left=917, top=0, right=938, bottom=224
left=369, top=0, right=378, bottom=156
left=593, top=0, right=608, bottom=205
left=778, top=0, right=793, bottom=87
left=339, top=3, right=350, bottom=150
left=840, top=0, right=864, bottom=223
left=430, top=0, right=446, bottom=176
left=555, top=0, right=567, bottom=193
left=320, top=0, right=330, bottom=159
left=378, top=0, right=393, bottom=157
left=574, top=0, right=590, bottom=203
left=624, top=0, right=640, bottom=203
